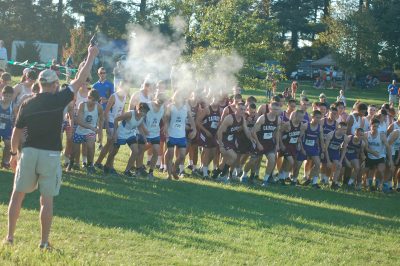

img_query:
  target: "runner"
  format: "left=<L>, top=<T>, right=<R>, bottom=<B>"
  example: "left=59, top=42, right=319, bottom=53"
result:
left=144, top=92, right=165, bottom=180
left=104, top=102, right=149, bottom=176
left=95, top=84, right=128, bottom=170
left=214, top=101, right=252, bottom=182
left=196, top=95, right=221, bottom=179
left=67, top=89, right=103, bottom=174
left=295, top=110, right=324, bottom=189
left=0, top=86, right=15, bottom=168
left=324, top=122, right=349, bottom=189
left=164, top=90, right=196, bottom=180
left=277, top=110, right=306, bottom=185
left=365, top=118, right=392, bottom=191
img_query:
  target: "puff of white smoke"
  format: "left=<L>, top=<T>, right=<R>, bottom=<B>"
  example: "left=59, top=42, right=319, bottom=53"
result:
left=123, top=17, right=244, bottom=103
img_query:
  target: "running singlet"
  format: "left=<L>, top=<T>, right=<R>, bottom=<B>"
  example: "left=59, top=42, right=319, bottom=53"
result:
left=327, top=131, right=344, bottom=159
left=257, top=115, right=278, bottom=151
left=0, top=102, right=13, bottom=136
left=367, top=132, right=386, bottom=159
left=201, top=105, right=221, bottom=135
left=222, top=115, right=242, bottom=147
left=303, top=123, right=320, bottom=152
left=281, top=120, right=301, bottom=156
left=168, top=104, right=188, bottom=138
left=323, top=118, right=336, bottom=139
left=280, top=110, right=290, bottom=122
left=118, top=111, right=144, bottom=140
left=75, top=103, right=98, bottom=135
left=108, top=93, right=126, bottom=123
left=346, top=135, right=362, bottom=160
left=145, top=104, right=165, bottom=138
left=74, top=91, right=88, bottom=116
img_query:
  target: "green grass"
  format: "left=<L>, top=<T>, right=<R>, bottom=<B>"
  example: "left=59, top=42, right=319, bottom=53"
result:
left=1, top=81, right=399, bottom=265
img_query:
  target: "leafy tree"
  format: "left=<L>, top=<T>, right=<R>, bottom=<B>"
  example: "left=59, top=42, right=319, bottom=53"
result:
left=193, top=0, right=283, bottom=88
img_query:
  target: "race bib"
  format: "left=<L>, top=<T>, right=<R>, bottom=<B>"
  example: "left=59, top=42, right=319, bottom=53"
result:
left=305, top=139, right=315, bottom=146
left=227, top=134, right=234, bottom=141
left=263, top=132, right=273, bottom=140
left=0, top=123, right=5, bottom=130
left=211, top=121, right=218, bottom=129
left=289, top=137, right=298, bottom=144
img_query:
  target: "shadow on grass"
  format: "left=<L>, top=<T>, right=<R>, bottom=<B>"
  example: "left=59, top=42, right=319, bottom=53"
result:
left=0, top=169, right=399, bottom=251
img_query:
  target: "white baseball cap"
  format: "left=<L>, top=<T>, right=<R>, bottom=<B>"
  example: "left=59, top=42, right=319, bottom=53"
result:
left=39, top=69, right=59, bottom=84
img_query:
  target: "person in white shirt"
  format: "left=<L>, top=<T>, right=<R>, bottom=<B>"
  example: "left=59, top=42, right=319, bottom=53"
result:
left=0, top=40, right=8, bottom=70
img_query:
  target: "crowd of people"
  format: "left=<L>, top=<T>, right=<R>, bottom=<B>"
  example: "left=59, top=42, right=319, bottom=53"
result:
left=2, top=64, right=400, bottom=195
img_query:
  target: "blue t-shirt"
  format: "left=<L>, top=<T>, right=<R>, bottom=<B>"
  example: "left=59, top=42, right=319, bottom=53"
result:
left=388, top=84, right=398, bottom=95
left=92, top=80, right=114, bottom=109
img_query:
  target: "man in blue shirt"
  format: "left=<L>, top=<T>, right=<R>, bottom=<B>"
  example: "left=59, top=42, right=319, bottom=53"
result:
left=388, top=80, right=398, bottom=107
left=92, top=67, right=114, bottom=110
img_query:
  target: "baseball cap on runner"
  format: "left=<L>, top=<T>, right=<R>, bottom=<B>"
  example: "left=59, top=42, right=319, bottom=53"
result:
left=39, top=69, right=59, bottom=84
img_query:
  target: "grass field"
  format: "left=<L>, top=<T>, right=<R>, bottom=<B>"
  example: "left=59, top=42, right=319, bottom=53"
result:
left=1, top=80, right=399, bottom=265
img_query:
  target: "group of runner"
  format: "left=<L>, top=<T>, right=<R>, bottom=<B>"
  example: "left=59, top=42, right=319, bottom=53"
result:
left=1, top=66, right=400, bottom=193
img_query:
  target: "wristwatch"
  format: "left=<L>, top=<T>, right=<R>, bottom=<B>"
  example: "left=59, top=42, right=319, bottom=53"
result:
left=10, top=150, right=17, bottom=156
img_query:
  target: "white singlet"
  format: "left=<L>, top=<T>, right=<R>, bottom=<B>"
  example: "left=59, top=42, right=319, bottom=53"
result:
left=139, top=91, right=152, bottom=104
left=168, top=104, right=188, bottom=138
left=75, top=103, right=99, bottom=135
left=108, top=92, right=126, bottom=123
left=350, top=114, right=367, bottom=135
left=14, top=84, right=31, bottom=107
left=389, top=130, right=400, bottom=155
left=367, top=131, right=386, bottom=159
left=75, top=91, right=88, bottom=115
left=145, top=103, right=165, bottom=138
left=118, top=110, right=144, bottom=140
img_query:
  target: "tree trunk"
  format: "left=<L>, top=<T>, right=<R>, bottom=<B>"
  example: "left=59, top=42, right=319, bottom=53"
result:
left=291, top=30, right=298, bottom=49
left=57, top=0, right=63, bottom=61
left=323, top=0, right=330, bottom=18
left=262, top=0, right=270, bottom=18
left=139, top=0, right=146, bottom=24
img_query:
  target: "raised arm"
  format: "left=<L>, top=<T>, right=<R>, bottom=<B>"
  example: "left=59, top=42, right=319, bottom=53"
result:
left=70, top=45, right=99, bottom=94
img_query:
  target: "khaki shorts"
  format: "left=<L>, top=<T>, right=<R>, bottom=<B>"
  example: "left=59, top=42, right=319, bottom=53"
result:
left=14, top=147, right=62, bottom=197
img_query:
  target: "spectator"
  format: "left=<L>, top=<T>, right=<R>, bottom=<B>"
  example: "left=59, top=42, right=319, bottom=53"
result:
left=336, top=89, right=346, bottom=107
left=50, top=59, right=61, bottom=77
left=0, top=40, right=8, bottom=70
left=388, top=80, right=398, bottom=107
left=319, top=93, right=329, bottom=106
left=92, top=67, right=114, bottom=110
left=291, top=80, right=298, bottom=100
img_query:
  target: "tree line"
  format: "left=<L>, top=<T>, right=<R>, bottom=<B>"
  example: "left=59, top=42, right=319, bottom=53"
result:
left=0, top=0, right=399, bottom=87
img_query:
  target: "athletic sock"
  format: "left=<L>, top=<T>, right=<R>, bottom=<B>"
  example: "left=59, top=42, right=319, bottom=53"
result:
left=189, top=160, right=193, bottom=166
left=179, top=164, right=184, bottom=173
left=367, top=177, right=373, bottom=186
left=82, top=156, right=87, bottom=164
left=312, top=176, right=319, bottom=185
left=202, top=166, right=209, bottom=177
left=156, top=156, right=161, bottom=166
left=348, top=178, right=354, bottom=185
